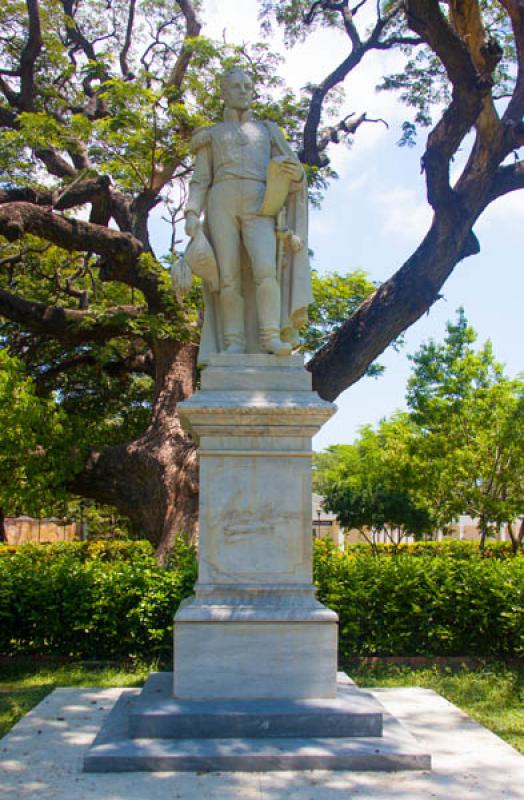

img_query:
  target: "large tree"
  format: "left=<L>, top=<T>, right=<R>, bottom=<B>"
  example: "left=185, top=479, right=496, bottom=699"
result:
left=0, top=0, right=522, bottom=556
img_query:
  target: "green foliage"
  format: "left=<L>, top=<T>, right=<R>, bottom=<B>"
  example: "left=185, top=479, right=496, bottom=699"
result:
left=0, top=539, right=156, bottom=560
left=304, top=267, right=390, bottom=377
left=303, top=269, right=381, bottom=374
left=319, top=415, right=436, bottom=545
left=1, top=539, right=522, bottom=660
left=0, top=341, right=155, bottom=521
left=0, top=351, right=80, bottom=516
left=0, top=540, right=197, bottom=659
left=313, top=539, right=524, bottom=659
left=315, top=310, right=524, bottom=548
left=406, top=309, right=524, bottom=544
left=259, top=0, right=344, bottom=44
left=345, top=539, right=523, bottom=559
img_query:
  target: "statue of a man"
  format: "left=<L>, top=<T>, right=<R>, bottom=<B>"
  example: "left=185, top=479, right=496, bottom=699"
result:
left=183, top=68, right=312, bottom=362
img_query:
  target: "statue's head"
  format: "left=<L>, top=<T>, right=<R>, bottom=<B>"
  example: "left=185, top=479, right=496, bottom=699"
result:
left=220, top=68, right=254, bottom=112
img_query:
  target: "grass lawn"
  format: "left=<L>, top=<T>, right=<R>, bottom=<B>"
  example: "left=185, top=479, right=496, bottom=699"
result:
left=0, top=660, right=522, bottom=755
left=348, top=661, right=524, bottom=755
left=0, top=661, right=152, bottom=741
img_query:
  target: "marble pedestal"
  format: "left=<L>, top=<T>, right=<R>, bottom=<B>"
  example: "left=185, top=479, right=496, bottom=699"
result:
left=84, top=353, right=431, bottom=772
left=174, top=353, right=338, bottom=700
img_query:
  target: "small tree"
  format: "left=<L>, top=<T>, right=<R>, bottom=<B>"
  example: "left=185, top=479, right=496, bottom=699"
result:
left=321, top=416, right=434, bottom=551
left=407, top=309, right=524, bottom=550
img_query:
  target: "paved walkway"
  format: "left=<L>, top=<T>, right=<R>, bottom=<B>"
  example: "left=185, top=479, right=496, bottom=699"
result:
left=1, top=685, right=523, bottom=798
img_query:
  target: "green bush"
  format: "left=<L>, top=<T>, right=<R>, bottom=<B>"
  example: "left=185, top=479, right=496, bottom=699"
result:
left=1, top=539, right=523, bottom=660
left=345, top=539, right=523, bottom=559
left=314, top=539, right=524, bottom=659
left=0, top=540, right=155, bottom=561
left=0, top=540, right=196, bottom=659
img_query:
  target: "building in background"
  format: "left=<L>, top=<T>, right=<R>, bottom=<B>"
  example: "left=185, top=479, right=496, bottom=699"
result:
left=312, top=494, right=345, bottom=549
left=3, top=516, right=81, bottom=545
left=312, top=498, right=518, bottom=547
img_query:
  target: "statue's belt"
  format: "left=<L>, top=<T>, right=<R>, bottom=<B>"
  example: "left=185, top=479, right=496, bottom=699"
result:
left=212, top=175, right=266, bottom=185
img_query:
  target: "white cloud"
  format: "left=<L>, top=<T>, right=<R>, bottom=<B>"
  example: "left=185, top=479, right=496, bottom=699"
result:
left=478, top=189, right=524, bottom=228
left=376, top=187, right=432, bottom=244
left=203, top=0, right=261, bottom=41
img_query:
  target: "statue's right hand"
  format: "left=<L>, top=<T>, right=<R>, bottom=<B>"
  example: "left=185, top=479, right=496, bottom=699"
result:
left=185, top=212, right=200, bottom=238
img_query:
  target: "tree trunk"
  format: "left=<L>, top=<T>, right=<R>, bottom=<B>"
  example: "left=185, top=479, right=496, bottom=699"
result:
left=68, top=340, right=199, bottom=561
left=479, top=514, right=488, bottom=552
left=0, top=507, right=6, bottom=543
left=507, top=519, right=524, bottom=555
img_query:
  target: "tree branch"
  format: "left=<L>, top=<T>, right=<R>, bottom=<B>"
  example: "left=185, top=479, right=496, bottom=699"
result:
left=300, top=2, right=406, bottom=167
left=317, top=112, right=387, bottom=151
left=307, top=214, right=480, bottom=401
left=165, top=0, right=202, bottom=95
left=61, top=0, right=98, bottom=62
left=487, top=159, right=524, bottom=201
left=0, top=98, right=80, bottom=180
left=0, top=242, right=49, bottom=269
left=19, top=0, right=43, bottom=110
left=34, top=148, right=77, bottom=179
left=35, top=352, right=98, bottom=387
left=119, top=0, right=137, bottom=78
left=0, top=202, right=173, bottom=311
left=0, top=202, right=142, bottom=262
left=301, top=49, right=367, bottom=166
left=0, top=289, right=142, bottom=344
left=0, top=176, right=112, bottom=210
left=35, top=347, right=155, bottom=389
left=499, top=0, right=524, bottom=124
left=406, top=0, right=499, bottom=212
left=0, top=77, right=20, bottom=107
left=103, top=349, right=155, bottom=379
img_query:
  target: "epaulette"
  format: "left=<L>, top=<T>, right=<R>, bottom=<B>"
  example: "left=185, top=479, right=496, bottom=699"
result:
left=190, top=126, right=213, bottom=153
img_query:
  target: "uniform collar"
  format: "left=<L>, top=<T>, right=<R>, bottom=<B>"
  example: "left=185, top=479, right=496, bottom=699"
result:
left=223, top=108, right=252, bottom=123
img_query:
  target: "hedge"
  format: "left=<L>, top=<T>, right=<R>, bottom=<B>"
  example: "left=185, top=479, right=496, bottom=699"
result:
left=346, top=539, right=524, bottom=559
left=0, top=540, right=156, bottom=561
left=315, top=540, right=524, bottom=659
left=0, top=541, right=196, bottom=659
left=0, top=540, right=522, bottom=659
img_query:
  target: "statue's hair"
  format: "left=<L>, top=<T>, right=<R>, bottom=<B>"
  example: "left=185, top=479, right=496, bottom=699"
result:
left=220, top=67, right=253, bottom=96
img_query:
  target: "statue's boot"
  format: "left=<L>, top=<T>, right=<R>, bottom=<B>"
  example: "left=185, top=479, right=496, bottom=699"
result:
left=256, top=277, right=292, bottom=356
left=220, top=287, right=246, bottom=354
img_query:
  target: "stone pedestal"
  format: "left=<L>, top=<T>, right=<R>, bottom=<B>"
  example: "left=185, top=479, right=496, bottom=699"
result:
left=174, top=353, right=338, bottom=700
left=83, top=353, right=432, bottom=773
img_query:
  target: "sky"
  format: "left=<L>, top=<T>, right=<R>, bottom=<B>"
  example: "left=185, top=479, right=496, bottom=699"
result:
left=155, top=0, right=524, bottom=451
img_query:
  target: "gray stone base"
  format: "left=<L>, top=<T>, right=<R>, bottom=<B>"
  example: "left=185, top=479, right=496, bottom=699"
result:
left=129, top=672, right=383, bottom=738
left=83, top=673, right=431, bottom=773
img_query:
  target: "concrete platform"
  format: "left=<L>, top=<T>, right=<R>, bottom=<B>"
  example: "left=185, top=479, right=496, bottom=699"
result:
left=127, top=672, right=383, bottom=739
left=84, top=692, right=427, bottom=773
left=2, top=686, right=524, bottom=798
left=82, top=671, right=428, bottom=772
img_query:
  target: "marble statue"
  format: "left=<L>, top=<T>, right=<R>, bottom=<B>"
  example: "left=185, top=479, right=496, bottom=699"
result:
left=180, top=68, right=312, bottom=362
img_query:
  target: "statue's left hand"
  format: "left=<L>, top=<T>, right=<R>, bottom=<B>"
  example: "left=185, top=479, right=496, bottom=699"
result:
left=281, top=159, right=304, bottom=183
left=185, top=211, right=200, bottom=238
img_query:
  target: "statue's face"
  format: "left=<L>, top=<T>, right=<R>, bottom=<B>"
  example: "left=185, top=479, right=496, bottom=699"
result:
left=222, top=71, right=253, bottom=111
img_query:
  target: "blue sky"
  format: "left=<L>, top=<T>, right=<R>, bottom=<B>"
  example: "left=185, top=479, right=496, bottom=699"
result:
left=155, top=0, right=524, bottom=450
